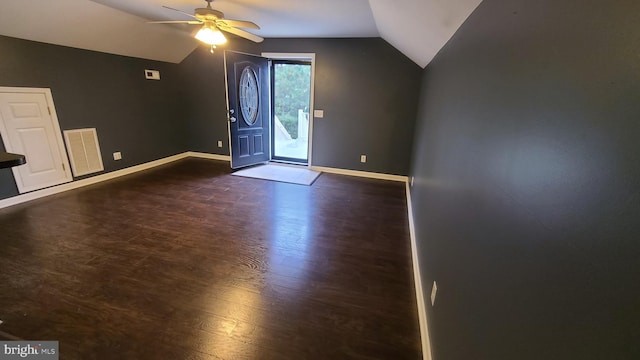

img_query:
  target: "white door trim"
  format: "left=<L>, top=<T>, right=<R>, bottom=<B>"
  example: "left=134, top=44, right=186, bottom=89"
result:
left=262, top=52, right=316, bottom=167
left=0, top=87, right=72, bottom=193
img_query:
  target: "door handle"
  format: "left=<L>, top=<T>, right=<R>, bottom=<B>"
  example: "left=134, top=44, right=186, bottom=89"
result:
left=230, top=117, right=236, bottom=122
left=229, top=109, right=235, bottom=114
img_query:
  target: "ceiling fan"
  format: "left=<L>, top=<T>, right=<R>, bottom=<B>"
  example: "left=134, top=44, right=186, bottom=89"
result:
left=149, top=0, right=263, bottom=52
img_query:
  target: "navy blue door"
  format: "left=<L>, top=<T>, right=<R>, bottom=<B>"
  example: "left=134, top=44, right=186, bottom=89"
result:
left=225, top=51, right=270, bottom=169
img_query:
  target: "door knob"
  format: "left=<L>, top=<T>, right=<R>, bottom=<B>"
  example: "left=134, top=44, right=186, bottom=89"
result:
left=229, top=109, right=235, bottom=114
left=230, top=117, right=237, bottom=122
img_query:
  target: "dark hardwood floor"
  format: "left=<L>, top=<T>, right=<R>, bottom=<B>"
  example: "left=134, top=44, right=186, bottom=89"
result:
left=0, top=158, right=421, bottom=359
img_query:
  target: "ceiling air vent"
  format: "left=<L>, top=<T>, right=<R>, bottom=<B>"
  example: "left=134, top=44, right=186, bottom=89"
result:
left=63, top=128, right=104, bottom=177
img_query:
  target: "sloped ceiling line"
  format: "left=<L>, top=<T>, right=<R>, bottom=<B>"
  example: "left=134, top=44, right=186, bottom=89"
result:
left=0, top=0, right=483, bottom=67
left=368, top=0, right=483, bottom=68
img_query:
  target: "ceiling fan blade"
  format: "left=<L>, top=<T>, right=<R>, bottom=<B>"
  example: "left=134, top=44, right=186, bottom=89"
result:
left=218, top=25, right=264, bottom=43
left=147, top=20, right=202, bottom=24
left=162, top=5, right=198, bottom=20
left=216, top=19, right=260, bottom=30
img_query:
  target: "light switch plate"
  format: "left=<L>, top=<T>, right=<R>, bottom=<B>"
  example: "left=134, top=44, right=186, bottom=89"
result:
left=313, top=110, right=324, bottom=118
left=113, top=152, right=122, bottom=160
left=217, top=140, right=223, bottom=148
left=145, top=69, right=160, bottom=80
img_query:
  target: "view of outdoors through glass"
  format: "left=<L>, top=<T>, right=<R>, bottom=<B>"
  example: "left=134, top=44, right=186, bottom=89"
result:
left=273, top=62, right=311, bottom=162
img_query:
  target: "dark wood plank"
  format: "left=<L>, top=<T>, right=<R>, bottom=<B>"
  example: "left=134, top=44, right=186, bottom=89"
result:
left=0, top=158, right=421, bottom=359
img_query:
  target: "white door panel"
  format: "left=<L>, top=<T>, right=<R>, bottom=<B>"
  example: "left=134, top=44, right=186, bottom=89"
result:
left=0, top=88, right=72, bottom=193
left=9, top=102, right=41, bottom=118
left=19, top=128, right=56, bottom=173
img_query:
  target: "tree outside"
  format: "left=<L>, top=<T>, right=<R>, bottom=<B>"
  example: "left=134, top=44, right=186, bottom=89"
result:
left=273, top=63, right=311, bottom=139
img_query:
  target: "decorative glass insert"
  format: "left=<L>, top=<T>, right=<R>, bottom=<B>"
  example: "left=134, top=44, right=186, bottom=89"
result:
left=239, top=66, right=259, bottom=125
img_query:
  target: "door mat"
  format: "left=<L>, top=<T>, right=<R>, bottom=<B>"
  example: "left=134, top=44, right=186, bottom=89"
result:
left=232, top=164, right=321, bottom=186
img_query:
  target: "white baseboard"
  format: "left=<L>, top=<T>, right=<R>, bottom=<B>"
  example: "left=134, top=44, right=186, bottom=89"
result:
left=406, top=182, right=433, bottom=360
left=187, top=152, right=231, bottom=162
left=186, top=155, right=408, bottom=183
left=0, top=152, right=407, bottom=209
left=311, top=165, right=407, bottom=182
left=0, top=153, right=189, bottom=210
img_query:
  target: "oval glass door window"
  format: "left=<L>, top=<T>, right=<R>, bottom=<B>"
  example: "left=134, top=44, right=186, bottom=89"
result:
left=239, top=66, right=259, bottom=125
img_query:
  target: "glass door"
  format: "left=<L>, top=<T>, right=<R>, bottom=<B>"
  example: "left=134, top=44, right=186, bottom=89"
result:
left=271, top=60, right=312, bottom=164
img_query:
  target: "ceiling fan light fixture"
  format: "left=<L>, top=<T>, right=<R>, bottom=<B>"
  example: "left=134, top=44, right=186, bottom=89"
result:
left=195, top=23, right=227, bottom=45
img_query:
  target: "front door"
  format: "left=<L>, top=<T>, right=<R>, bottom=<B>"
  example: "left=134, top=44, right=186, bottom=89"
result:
left=0, top=88, right=72, bottom=193
left=225, top=51, right=270, bottom=169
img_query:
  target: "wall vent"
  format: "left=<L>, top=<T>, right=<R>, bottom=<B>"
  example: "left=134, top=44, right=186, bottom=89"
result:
left=63, top=128, right=104, bottom=177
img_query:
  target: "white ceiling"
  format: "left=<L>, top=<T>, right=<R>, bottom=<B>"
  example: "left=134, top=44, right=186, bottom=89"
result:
left=0, top=0, right=482, bottom=67
left=0, top=0, right=197, bottom=63
left=92, top=0, right=380, bottom=38
left=370, top=0, right=482, bottom=68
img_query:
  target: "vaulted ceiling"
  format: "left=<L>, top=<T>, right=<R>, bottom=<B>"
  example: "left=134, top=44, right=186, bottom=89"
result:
left=0, top=0, right=481, bottom=68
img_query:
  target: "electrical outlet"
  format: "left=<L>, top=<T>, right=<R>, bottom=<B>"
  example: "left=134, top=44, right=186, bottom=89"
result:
left=313, top=109, right=324, bottom=118
left=113, top=152, right=122, bottom=161
left=217, top=140, right=223, bottom=148
left=360, top=155, right=367, bottom=163
left=431, top=281, right=438, bottom=306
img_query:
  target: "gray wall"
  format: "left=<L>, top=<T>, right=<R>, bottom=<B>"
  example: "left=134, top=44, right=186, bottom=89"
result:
left=181, top=37, right=422, bottom=175
left=178, top=38, right=259, bottom=156
left=0, top=36, right=420, bottom=201
left=409, top=0, right=640, bottom=359
left=0, top=35, right=188, bottom=200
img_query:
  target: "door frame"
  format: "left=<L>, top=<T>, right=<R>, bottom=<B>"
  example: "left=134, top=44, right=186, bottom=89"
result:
left=0, top=87, right=72, bottom=193
left=262, top=53, right=316, bottom=167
